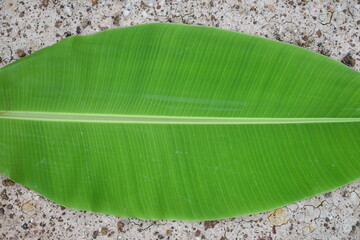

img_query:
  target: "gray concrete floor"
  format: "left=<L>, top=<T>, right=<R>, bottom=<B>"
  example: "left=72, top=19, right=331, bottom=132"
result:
left=0, top=0, right=359, bottom=239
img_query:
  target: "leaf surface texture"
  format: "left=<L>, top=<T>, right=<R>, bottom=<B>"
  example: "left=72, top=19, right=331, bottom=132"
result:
left=0, top=23, right=359, bottom=220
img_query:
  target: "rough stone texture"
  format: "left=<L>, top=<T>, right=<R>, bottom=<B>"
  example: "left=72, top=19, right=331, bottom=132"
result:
left=0, top=0, right=359, bottom=239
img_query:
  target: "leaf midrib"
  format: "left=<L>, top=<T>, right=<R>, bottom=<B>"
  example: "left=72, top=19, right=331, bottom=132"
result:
left=0, top=111, right=359, bottom=124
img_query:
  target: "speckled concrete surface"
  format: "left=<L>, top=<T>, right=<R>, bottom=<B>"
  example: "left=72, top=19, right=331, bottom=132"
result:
left=0, top=0, right=359, bottom=239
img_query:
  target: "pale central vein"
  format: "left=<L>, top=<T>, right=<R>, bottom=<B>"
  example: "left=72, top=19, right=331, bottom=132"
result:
left=0, top=111, right=359, bottom=124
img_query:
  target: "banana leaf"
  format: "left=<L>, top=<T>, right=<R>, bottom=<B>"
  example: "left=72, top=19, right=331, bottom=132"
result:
left=0, top=23, right=359, bottom=220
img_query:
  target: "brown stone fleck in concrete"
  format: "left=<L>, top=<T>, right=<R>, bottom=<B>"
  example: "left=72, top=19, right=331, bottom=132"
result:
left=0, top=0, right=359, bottom=239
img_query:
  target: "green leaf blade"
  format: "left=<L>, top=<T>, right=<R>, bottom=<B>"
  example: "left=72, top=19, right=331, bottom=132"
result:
left=0, top=23, right=359, bottom=220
